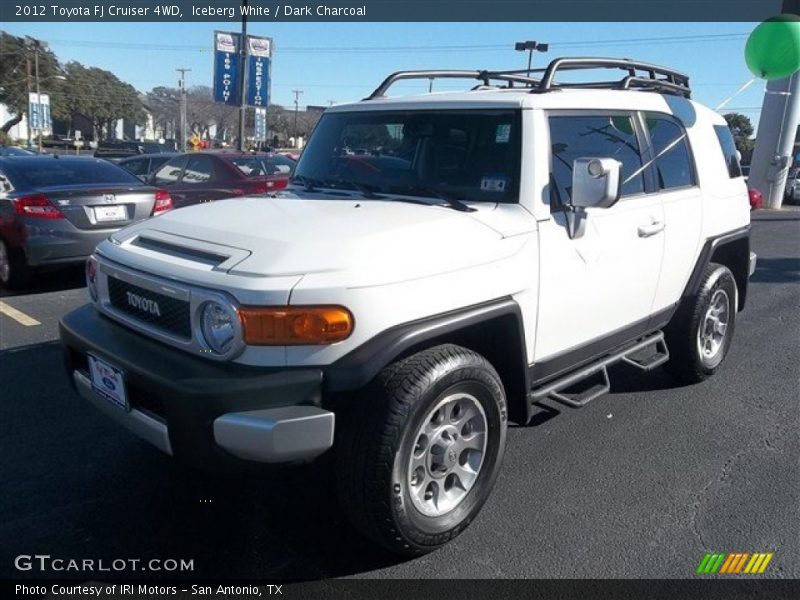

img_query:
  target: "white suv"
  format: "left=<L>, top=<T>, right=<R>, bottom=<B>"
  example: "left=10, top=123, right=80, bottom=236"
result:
left=60, top=58, right=756, bottom=556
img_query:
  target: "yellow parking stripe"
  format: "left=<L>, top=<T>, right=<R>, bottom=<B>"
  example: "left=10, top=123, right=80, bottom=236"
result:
left=0, top=301, right=41, bottom=326
left=757, top=553, right=773, bottom=574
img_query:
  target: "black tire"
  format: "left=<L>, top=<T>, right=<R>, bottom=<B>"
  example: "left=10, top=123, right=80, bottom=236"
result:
left=665, top=262, right=737, bottom=384
left=0, top=238, right=32, bottom=290
left=336, top=344, right=507, bottom=556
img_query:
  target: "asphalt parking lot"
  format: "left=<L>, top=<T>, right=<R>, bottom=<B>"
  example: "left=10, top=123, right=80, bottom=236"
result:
left=1, top=210, right=798, bottom=581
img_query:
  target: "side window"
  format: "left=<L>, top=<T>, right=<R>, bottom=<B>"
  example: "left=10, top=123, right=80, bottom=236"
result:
left=549, top=114, right=645, bottom=207
left=182, top=155, right=214, bottom=184
left=152, top=157, right=187, bottom=185
left=645, top=114, right=696, bottom=190
left=713, top=124, right=742, bottom=178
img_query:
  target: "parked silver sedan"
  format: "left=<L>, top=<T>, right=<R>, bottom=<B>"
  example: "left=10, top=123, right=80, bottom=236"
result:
left=0, top=155, right=172, bottom=288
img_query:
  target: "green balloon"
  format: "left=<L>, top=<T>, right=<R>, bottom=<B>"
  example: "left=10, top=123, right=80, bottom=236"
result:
left=745, top=15, right=800, bottom=81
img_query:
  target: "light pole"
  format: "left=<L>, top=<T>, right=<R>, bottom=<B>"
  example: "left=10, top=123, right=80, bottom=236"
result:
left=176, top=68, right=191, bottom=152
left=237, top=0, right=249, bottom=151
left=514, top=40, right=549, bottom=79
left=292, top=89, right=303, bottom=148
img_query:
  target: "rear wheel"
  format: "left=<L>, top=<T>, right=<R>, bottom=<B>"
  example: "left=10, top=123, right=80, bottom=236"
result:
left=0, top=239, right=32, bottom=290
left=665, top=263, right=737, bottom=383
left=337, top=344, right=507, bottom=556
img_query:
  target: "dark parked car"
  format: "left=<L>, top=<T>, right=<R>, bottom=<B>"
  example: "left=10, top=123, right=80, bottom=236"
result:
left=0, top=145, right=36, bottom=156
left=94, top=140, right=175, bottom=162
left=0, top=155, right=172, bottom=288
left=118, top=153, right=179, bottom=181
left=148, top=152, right=292, bottom=208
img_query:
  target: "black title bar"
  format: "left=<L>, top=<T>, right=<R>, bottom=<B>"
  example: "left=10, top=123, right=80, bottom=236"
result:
left=0, top=0, right=795, bottom=23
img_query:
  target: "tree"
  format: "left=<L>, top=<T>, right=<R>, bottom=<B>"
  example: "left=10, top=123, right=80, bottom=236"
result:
left=723, top=113, right=755, bottom=152
left=60, top=62, right=144, bottom=139
left=0, top=32, right=66, bottom=133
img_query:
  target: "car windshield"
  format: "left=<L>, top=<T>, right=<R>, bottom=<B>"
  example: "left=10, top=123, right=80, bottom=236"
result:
left=4, top=158, right=142, bottom=189
left=293, top=109, right=522, bottom=203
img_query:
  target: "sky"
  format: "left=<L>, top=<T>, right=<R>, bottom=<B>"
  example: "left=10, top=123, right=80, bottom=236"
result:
left=2, top=21, right=765, bottom=127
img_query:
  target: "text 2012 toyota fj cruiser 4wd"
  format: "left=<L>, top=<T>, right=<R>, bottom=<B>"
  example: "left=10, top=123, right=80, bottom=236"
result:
left=60, top=58, right=757, bottom=556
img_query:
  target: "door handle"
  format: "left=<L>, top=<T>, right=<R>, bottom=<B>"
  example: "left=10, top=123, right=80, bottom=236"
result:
left=638, top=220, right=665, bottom=237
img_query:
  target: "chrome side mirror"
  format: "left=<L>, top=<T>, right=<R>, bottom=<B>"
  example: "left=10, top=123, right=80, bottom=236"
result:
left=563, top=157, right=622, bottom=239
left=570, top=157, right=622, bottom=209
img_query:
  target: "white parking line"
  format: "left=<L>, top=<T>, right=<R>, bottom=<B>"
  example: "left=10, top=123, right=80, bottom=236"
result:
left=0, top=300, right=41, bottom=326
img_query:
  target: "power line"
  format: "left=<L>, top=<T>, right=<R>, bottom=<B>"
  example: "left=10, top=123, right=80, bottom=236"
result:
left=30, top=32, right=749, bottom=55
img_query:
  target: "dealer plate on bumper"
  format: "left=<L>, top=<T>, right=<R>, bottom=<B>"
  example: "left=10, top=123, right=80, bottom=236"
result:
left=88, top=354, right=129, bottom=411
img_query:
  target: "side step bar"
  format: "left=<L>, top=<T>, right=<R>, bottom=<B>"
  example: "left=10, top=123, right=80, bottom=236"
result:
left=530, top=332, right=669, bottom=409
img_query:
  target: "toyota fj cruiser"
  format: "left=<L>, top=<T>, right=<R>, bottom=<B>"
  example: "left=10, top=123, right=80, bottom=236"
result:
left=60, top=58, right=757, bottom=556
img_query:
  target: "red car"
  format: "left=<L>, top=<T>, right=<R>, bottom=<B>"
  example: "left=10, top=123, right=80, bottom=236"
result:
left=147, top=152, right=294, bottom=209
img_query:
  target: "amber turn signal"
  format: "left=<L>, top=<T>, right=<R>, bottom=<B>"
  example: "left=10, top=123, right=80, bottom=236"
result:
left=239, top=305, right=354, bottom=345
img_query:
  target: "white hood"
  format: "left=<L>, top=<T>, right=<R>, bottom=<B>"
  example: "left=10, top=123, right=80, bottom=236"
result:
left=108, top=193, right=528, bottom=287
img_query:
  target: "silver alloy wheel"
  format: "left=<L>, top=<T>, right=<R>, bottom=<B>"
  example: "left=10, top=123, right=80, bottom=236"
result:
left=697, top=288, right=730, bottom=361
left=0, top=241, right=10, bottom=284
left=407, top=392, right=488, bottom=517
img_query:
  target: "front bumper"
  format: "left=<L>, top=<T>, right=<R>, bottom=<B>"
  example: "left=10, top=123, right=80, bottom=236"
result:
left=60, top=304, right=334, bottom=470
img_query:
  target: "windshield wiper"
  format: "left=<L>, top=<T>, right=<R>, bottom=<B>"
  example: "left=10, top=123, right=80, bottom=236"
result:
left=291, top=175, right=384, bottom=199
left=398, top=186, right=476, bottom=213
left=291, top=175, right=325, bottom=191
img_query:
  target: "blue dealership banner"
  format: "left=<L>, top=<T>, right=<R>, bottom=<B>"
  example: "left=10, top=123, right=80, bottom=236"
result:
left=213, top=30, right=241, bottom=105
left=246, top=35, right=272, bottom=107
left=254, top=107, right=267, bottom=141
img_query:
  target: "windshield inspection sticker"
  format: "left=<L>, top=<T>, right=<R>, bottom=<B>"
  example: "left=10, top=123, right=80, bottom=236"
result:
left=495, top=124, right=512, bottom=143
left=481, top=177, right=508, bottom=192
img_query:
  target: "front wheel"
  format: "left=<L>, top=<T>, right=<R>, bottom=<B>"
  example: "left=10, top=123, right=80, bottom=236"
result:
left=336, top=344, right=507, bottom=556
left=665, top=262, right=737, bottom=383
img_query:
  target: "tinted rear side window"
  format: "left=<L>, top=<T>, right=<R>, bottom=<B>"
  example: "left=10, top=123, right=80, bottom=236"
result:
left=153, top=157, right=188, bottom=184
left=5, top=158, right=141, bottom=189
left=714, top=124, right=742, bottom=178
left=549, top=114, right=645, bottom=206
left=645, top=114, right=696, bottom=190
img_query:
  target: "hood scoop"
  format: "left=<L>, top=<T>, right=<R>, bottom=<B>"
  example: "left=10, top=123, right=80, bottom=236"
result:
left=114, top=228, right=251, bottom=272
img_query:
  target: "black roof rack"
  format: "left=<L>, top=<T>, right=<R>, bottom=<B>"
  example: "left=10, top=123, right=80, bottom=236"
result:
left=365, top=57, right=691, bottom=100
left=365, top=70, right=540, bottom=100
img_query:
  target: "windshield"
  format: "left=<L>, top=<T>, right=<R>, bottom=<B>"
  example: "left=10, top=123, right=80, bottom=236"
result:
left=294, top=109, right=522, bottom=203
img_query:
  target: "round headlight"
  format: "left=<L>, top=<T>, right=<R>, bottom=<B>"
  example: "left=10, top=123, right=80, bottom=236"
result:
left=86, top=257, right=98, bottom=302
left=200, top=301, right=237, bottom=354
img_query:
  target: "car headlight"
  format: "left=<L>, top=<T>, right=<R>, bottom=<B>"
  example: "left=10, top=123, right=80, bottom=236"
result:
left=86, top=256, right=98, bottom=302
left=200, top=301, right=238, bottom=354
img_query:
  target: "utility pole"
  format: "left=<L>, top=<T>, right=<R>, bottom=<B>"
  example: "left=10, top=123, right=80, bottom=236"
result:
left=24, top=37, right=44, bottom=152
left=237, top=0, right=249, bottom=151
left=176, top=68, right=191, bottom=152
left=292, top=89, right=303, bottom=148
left=25, top=52, right=32, bottom=148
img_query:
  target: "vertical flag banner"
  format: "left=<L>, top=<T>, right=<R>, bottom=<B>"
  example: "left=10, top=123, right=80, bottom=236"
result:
left=39, top=94, right=51, bottom=134
left=213, top=31, right=242, bottom=106
left=246, top=36, right=272, bottom=107
left=28, top=92, right=41, bottom=130
left=254, top=107, right=267, bottom=141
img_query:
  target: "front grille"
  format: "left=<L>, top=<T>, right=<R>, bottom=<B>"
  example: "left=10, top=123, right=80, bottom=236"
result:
left=107, top=276, right=191, bottom=339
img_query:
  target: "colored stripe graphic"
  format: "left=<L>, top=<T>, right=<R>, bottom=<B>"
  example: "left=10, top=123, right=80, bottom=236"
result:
left=699, top=552, right=774, bottom=575
left=733, top=553, right=750, bottom=574
left=719, top=554, right=736, bottom=574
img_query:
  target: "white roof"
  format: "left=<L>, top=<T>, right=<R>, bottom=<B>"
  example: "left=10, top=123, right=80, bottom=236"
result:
left=326, top=87, right=724, bottom=126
